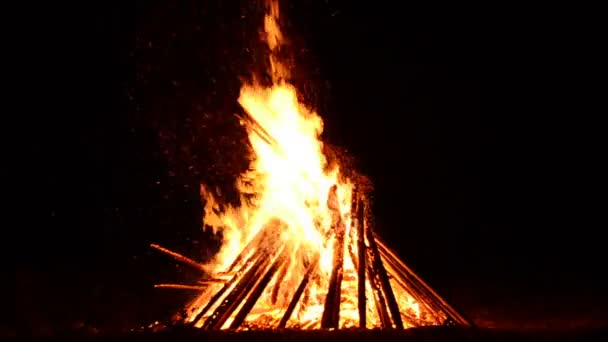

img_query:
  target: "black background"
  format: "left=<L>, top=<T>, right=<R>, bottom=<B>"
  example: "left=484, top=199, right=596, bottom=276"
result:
left=12, top=0, right=606, bottom=335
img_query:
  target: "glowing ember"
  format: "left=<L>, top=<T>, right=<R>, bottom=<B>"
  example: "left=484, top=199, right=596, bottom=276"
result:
left=151, top=0, right=474, bottom=331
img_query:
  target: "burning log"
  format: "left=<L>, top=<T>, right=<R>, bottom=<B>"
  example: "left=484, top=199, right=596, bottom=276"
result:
left=365, top=219, right=404, bottom=329
left=188, top=241, right=268, bottom=327
left=376, top=242, right=444, bottom=312
left=346, top=192, right=360, bottom=275
left=320, top=227, right=345, bottom=328
left=321, top=185, right=346, bottom=328
left=186, top=222, right=285, bottom=327
left=270, top=258, right=289, bottom=305
left=150, top=243, right=207, bottom=272
left=229, top=244, right=291, bottom=328
left=346, top=231, right=358, bottom=276
left=202, top=222, right=285, bottom=330
left=278, top=230, right=334, bottom=328
left=237, top=110, right=278, bottom=148
left=375, top=243, right=444, bottom=324
left=366, top=259, right=391, bottom=328
left=198, top=278, right=230, bottom=284
left=378, top=253, right=443, bottom=324
left=226, top=222, right=278, bottom=273
left=202, top=249, right=274, bottom=329
left=154, top=284, right=207, bottom=291
left=357, top=197, right=367, bottom=328
left=277, top=255, right=317, bottom=328
left=376, top=239, right=475, bottom=327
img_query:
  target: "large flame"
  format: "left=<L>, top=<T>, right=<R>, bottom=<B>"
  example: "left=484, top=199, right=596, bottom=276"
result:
left=178, top=0, right=435, bottom=329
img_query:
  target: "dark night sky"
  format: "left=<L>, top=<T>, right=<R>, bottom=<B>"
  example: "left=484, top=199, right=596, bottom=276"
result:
left=11, top=0, right=606, bottom=335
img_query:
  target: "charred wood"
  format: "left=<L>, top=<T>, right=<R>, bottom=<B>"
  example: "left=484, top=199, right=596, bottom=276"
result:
left=321, top=185, right=346, bottom=328
left=226, top=223, right=277, bottom=273
left=357, top=198, right=367, bottom=328
left=366, top=259, right=391, bottom=328
left=154, top=284, right=207, bottom=291
left=229, top=244, right=290, bottom=329
left=366, top=220, right=404, bottom=329
left=376, top=239, right=475, bottom=327
left=150, top=244, right=207, bottom=272
left=278, top=229, right=334, bottom=328
left=188, top=245, right=266, bottom=327
left=270, top=257, right=289, bottom=305
left=321, top=229, right=345, bottom=328
left=202, top=248, right=275, bottom=330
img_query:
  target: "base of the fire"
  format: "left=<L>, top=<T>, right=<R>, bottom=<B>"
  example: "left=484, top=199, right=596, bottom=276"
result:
left=151, top=194, right=474, bottom=331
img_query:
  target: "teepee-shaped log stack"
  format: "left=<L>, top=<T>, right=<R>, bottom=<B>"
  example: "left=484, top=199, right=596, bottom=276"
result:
left=151, top=192, right=474, bottom=330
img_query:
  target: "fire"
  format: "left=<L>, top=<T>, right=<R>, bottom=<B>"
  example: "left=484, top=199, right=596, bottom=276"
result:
left=187, top=0, right=355, bottom=328
left=152, top=0, right=473, bottom=331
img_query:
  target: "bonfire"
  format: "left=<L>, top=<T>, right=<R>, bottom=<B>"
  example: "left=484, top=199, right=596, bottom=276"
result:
left=151, top=0, right=473, bottom=330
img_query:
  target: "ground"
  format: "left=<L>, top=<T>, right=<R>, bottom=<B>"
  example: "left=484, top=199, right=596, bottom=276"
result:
left=8, top=327, right=608, bottom=342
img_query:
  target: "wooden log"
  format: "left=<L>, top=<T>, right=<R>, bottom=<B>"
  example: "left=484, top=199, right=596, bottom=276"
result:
left=277, top=255, right=318, bottom=328
left=229, top=244, right=290, bottom=329
left=321, top=185, right=346, bottom=329
left=378, top=251, right=443, bottom=324
left=347, top=190, right=360, bottom=270
left=346, top=202, right=359, bottom=280
left=187, top=245, right=266, bottom=327
left=154, top=284, right=207, bottom=291
left=270, top=257, right=289, bottom=305
left=375, top=239, right=475, bottom=327
left=365, top=218, right=404, bottom=329
left=197, top=278, right=229, bottom=284
left=150, top=244, right=207, bottom=272
left=200, top=220, right=285, bottom=330
left=375, top=240, right=450, bottom=319
left=357, top=198, right=367, bottom=328
left=237, top=110, right=278, bottom=148
left=320, top=229, right=345, bottom=328
left=366, top=258, right=391, bottom=328
left=226, top=223, right=276, bottom=273
left=347, top=230, right=359, bottom=272
left=278, top=231, right=334, bottom=328
left=202, top=248, right=275, bottom=330
left=377, top=246, right=444, bottom=324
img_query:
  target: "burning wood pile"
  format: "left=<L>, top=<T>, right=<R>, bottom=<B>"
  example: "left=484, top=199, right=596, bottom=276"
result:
left=150, top=0, right=474, bottom=331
